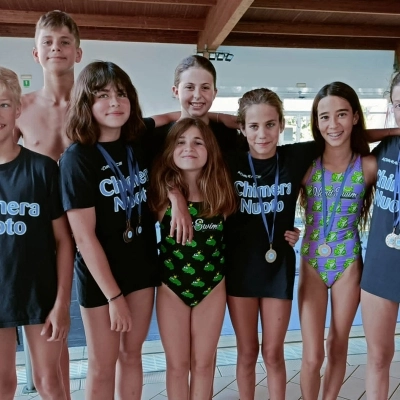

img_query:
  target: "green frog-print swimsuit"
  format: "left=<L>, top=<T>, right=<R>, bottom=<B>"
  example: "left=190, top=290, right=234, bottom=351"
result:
left=159, top=202, right=225, bottom=307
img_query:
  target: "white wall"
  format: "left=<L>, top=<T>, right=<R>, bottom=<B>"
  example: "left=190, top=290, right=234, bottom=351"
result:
left=0, top=37, right=395, bottom=116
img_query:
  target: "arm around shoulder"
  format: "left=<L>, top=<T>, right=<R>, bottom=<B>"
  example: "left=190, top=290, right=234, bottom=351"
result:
left=167, top=188, right=193, bottom=244
left=209, top=112, right=239, bottom=129
left=365, top=128, right=400, bottom=143
left=362, top=154, right=378, bottom=187
left=151, top=111, right=181, bottom=127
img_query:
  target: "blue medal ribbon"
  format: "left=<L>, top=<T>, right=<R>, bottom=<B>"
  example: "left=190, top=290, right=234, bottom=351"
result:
left=392, top=149, right=400, bottom=232
left=96, top=143, right=142, bottom=226
left=247, top=152, right=279, bottom=247
left=320, top=154, right=353, bottom=241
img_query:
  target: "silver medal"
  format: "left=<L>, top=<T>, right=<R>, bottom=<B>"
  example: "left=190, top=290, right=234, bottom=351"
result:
left=385, top=232, right=396, bottom=248
left=123, top=220, right=134, bottom=243
left=265, top=247, right=277, bottom=263
left=394, top=235, right=400, bottom=250
left=318, top=243, right=332, bottom=257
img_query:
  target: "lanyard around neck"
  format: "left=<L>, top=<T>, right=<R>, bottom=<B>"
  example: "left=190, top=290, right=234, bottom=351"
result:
left=392, top=149, right=400, bottom=231
left=96, top=143, right=141, bottom=222
left=320, top=154, right=353, bottom=239
left=248, top=152, right=279, bottom=245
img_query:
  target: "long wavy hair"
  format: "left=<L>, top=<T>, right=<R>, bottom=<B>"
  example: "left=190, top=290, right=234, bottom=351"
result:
left=148, top=118, right=237, bottom=218
left=305, top=81, right=373, bottom=230
left=65, top=61, right=145, bottom=145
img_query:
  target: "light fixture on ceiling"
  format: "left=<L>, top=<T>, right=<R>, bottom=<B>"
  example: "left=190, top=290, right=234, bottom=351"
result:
left=196, top=50, right=234, bottom=62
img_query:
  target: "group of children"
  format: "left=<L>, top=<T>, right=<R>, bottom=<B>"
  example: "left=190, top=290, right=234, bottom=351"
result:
left=1, top=8, right=400, bottom=400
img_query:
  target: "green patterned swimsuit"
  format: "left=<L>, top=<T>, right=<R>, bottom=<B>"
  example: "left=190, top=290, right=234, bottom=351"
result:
left=159, top=202, right=225, bottom=307
left=300, top=156, right=365, bottom=287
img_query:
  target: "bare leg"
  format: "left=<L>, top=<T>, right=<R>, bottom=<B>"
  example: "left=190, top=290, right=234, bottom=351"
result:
left=60, top=341, right=71, bottom=400
left=323, top=261, right=361, bottom=400
left=260, top=297, right=292, bottom=400
left=298, top=262, right=328, bottom=400
left=208, top=354, right=217, bottom=399
left=361, top=289, right=398, bottom=400
left=0, top=328, right=17, bottom=400
left=116, top=287, right=155, bottom=400
left=157, top=284, right=191, bottom=400
left=227, top=296, right=259, bottom=400
left=24, top=324, right=66, bottom=400
left=190, top=280, right=226, bottom=400
left=80, top=305, right=120, bottom=400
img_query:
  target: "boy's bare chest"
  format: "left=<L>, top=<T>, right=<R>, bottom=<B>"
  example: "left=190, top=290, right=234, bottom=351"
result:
left=18, top=103, right=71, bottom=161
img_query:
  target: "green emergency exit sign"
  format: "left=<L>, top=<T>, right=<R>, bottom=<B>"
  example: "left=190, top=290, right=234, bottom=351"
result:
left=23, top=80, right=30, bottom=88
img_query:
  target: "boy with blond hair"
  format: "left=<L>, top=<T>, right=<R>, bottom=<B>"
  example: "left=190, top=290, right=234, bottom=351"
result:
left=0, top=66, right=74, bottom=400
left=15, top=11, right=82, bottom=398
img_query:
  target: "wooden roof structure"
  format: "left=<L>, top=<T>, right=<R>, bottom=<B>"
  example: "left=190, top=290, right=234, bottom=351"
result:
left=1, top=1, right=400, bottom=58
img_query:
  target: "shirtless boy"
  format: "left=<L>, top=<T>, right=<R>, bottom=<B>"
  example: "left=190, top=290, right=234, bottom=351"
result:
left=16, top=10, right=82, bottom=161
left=15, top=10, right=82, bottom=399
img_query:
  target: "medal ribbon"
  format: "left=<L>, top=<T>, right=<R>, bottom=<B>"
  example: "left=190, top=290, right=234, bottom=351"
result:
left=248, top=152, right=279, bottom=246
left=320, top=154, right=353, bottom=240
left=96, top=143, right=142, bottom=223
left=392, top=149, right=400, bottom=232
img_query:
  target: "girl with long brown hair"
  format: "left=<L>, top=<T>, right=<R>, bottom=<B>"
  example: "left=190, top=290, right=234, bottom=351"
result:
left=148, top=117, right=236, bottom=400
left=298, top=82, right=376, bottom=400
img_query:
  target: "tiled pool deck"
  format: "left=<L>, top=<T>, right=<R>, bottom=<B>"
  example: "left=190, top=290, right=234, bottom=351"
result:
left=13, top=324, right=400, bottom=399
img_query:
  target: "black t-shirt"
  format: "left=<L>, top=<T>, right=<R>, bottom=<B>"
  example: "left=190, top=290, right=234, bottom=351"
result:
left=0, top=147, right=63, bottom=327
left=146, top=119, right=241, bottom=162
left=361, top=136, right=400, bottom=302
left=59, top=137, right=159, bottom=307
left=225, top=141, right=318, bottom=298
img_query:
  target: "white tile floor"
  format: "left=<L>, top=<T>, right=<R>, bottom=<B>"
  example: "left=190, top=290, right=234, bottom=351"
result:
left=13, top=326, right=400, bottom=399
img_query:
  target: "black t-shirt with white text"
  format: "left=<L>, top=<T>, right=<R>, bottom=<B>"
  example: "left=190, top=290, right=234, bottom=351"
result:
left=0, top=147, right=63, bottom=327
left=361, top=136, right=400, bottom=302
left=225, top=141, right=318, bottom=298
left=59, top=138, right=159, bottom=307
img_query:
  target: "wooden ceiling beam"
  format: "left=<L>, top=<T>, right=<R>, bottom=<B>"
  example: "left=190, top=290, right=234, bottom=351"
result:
left=223, top=33, right=399, bottom=50
left=251, top=0, right=400, bottom=15
left=89, top=0, right=216, bottom=5
left=234, top=21, right=400, bottom=38
left=0, top=24, right=198, bottom=44
left=0, top=10, right=203, bottom=31
left=197, top=0, right=254, bottom=50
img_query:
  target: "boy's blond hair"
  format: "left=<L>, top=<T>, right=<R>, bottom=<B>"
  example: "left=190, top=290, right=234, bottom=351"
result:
left=0, top=66, right=21, bottom=104
left=35, top=10, right=80, bottom=47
